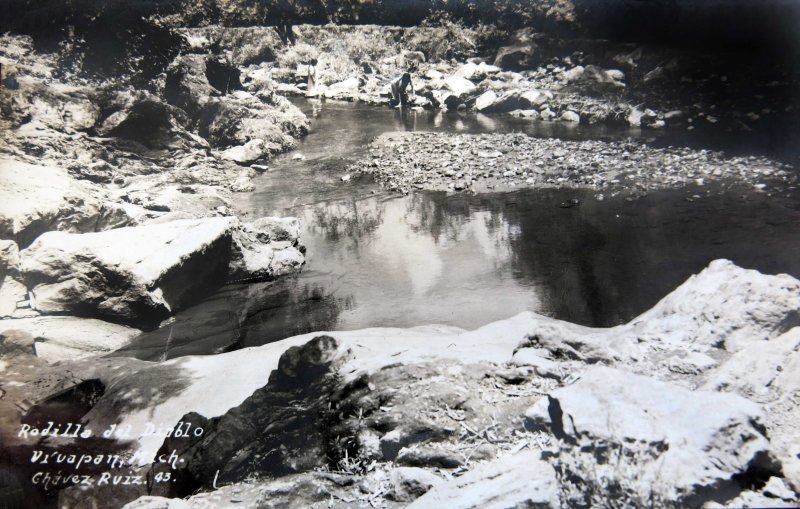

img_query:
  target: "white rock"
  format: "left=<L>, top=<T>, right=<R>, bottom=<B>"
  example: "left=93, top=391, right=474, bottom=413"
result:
left=324, top=77, right=359, bottom=98
left=526, top=366, right=772, bottom=502
left=220, top=139, right=266, bottom=163
left=628, top=106, right=644, bottom=126
left=703, top=328, right=799, bottom=400
left=0, top=158, right=131, bottom=246
left=540, top=108, right=555, bottom=120
left=475, top=90, right=498, bottom=111
left=559, top=110, right=580, bottom=123
left=19, top=218, right=237, bottom=325
left=562, top=65, right=585, bottom=82
left=390, top=467, right=442, bottom=501
left=229, top=216, right=302, bottom=279
left=424, top=69, right=444, bottom=80
left=0, top=316, right=142, bottom=361
left=443, top=76, right=476, bottom=97
left=406, top=450, right=559, bottom=509
left=454, top=62, right=478, bottom=80
left=763, top=477, right=797, bottom=501
left=0, top=239, right=20, bottom=276
left=122, top=496, right=190, bottom=509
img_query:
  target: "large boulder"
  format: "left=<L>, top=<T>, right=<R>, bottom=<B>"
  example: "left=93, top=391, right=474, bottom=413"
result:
left=442, top=76, right=476, bottom=97
left=323, top=77, right=359, bottom=99
left=703, top=328, right=800, bottom=491
left=228, top=216, right=304, bottom=279
left=163, top=55, right=239, bottom=118
left=164, top=55, right=308, bottom=153
left=198, top=92, right=308, bottom=154
left=19, top=218, right=237, bottom=327
left=526, top=366, right=778, bottom=505
left=493, top=44, right=538, bottom=70
left=565, top=64, right=626, bottom=95
left=0, top=158, right=132, bottom=247
left=406, top=450, right=559, bottom=509
left=18, top=217, right=305, bottom=327
left=95, top=91, right=195, bottom=150
left=478, top=89, right=552, bottom=113
left=168, top=335, right=350, bottom=488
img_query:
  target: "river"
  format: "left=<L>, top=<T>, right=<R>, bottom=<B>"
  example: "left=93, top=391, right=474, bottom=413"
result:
left=116, top=100, right=800, bottom=360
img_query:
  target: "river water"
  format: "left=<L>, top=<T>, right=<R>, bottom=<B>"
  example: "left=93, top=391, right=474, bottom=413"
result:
left=117, top=100, right=800, bottom=360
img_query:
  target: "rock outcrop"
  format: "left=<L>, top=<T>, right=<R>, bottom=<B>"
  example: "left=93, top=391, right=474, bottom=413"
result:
left=99, top=260, right=799, bottom=508
left=164, top=54, right=308, bottom=158
left=407, top=450, right=559, bottom=509
left=18, top=217, right=304, bottom=327
left=0, top=316, right=142, bottom=361
left=526, top=366, right=775, bottom=505
left=0, top=158, right=133, bottom=247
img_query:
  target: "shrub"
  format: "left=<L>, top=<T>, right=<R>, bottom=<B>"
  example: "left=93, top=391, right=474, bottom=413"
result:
left=403, top=12, right=477, bottom=61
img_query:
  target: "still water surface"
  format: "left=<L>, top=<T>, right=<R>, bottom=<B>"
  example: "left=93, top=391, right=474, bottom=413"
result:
left=117, top=101, right=800, bottom=360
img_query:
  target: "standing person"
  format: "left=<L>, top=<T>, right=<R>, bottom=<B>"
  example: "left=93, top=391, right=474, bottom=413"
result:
left=305, top=58, right=318, bottom=96
left=390, top=72, right=414, bottom=107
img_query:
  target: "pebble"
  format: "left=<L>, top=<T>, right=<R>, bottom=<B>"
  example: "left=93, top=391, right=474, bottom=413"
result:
left=351, top=132, right=794, bottom=196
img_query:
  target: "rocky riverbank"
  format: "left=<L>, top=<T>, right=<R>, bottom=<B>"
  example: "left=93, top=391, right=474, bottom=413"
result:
left=193, top=24, right=799, bottom=136
left=3, top=260, right=795, bottom=508
left=350, top=131, right=797, bottom=196
left=0, top=33, right=310, bottom=353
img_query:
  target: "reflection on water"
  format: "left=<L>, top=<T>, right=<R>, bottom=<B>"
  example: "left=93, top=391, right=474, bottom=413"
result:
left=120, top=186, right=800, bottom=360
left=116, top=100, right=800, bottom=360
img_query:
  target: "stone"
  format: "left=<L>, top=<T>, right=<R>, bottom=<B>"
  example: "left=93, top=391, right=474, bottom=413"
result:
left=493, top=44, right=537, bottom=70
left=475, top=90, right=498, bottom=111
left=389, top=467, right=441, bottom=502
left=164, top=55, right=236, bottom=118
left=472, top=62, right=502, bottom=80
left=122, top=497, right=190, bottom=509
left=219, top=138, right=267, bottom=164
left=396, top=446, right=463, bottom=468
left=763, top=477, right=797, bottom=501
left=163, top=55, right=307, bottom=151
left=563, top=65, right=585, bottom=82
left=559, top=110, right=580, bottom=123
left=19, top=218, right=237, bottom=326
left=442, top=76, right=476, bottom=97
left=703, top=328, right=799, bottom=400
left=510, top=348, right=561, bottom=378
left=628, top=106, right=644, bottom=127
left=17, top=81, right=101, bottom=132
left=0, top=239, right=20, bottom=279
left=229, top=217, right=303, bottom=279
left=406, top=450, right=559, bottom=509
left=509, top=109, right=540, bottom=119
left=526, top=366, right=776, bottom=503
left=95, top=91, right=186, bottom=149
left=0, top=158, right=132, bottom=247
left=424, top=69, right=444, bottom=80
left=171, top=335, right=350, bottom=487
left=323, top=77, right=359, bottom=99
left=0, top=276, right=35, bottom=318
left=198, top=93, right=308, bottom=152
left=454, top=62, right=478, bottom=80
left=567, top=65, right=626, bottom=95
left=540, top=108, right=555, bottom=120
left=0, top=316, right=141, bottom=361
left=628, top=259, right=800, bottom=354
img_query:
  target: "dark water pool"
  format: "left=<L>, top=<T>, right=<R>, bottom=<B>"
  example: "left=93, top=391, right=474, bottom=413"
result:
left=115, top=100, right=800, bottom=360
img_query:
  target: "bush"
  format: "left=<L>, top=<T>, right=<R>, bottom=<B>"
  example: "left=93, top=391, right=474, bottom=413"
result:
left=403, top=12, right=477, bottom=61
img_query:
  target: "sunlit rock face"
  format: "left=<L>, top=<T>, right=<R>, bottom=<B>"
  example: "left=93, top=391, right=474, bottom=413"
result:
left=18, top=217, right=305, bottom=328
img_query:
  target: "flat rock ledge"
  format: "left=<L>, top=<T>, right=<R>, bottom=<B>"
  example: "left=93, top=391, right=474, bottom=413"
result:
left=32, top=259, right=798, bottom=508
left=16, top=216, right=304, bottom=328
